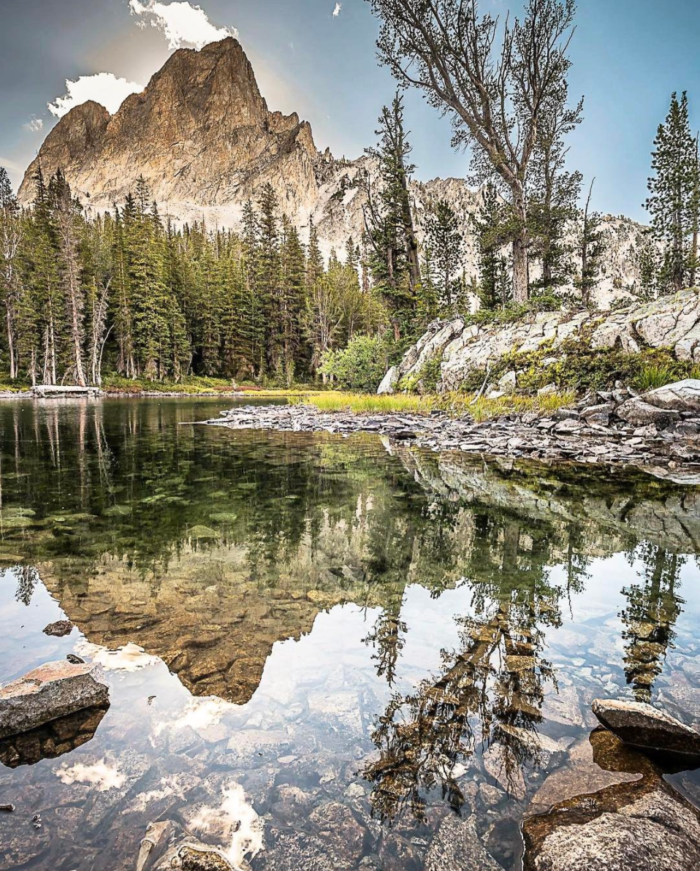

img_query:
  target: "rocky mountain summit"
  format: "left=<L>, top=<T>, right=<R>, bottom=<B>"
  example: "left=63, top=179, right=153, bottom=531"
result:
left=20, top=38, right=647, bottom=304
left=19, top=38, right=325, bottom=229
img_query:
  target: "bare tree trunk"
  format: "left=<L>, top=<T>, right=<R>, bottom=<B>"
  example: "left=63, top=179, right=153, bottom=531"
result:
left=512, top=233, right=529, bottom=305
left=6, top=308, right=16, bottom=380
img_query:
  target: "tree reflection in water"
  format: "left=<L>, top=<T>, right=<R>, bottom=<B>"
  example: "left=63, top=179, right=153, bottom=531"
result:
left=620, top=544, right=684, bottom=702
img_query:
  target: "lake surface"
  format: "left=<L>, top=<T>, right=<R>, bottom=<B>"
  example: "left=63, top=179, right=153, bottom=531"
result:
left=1, top=397, right=700, bottom=870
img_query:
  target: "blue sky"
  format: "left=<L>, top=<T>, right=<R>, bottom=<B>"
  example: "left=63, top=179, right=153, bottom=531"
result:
left=1, top=0, right=699, bottom=222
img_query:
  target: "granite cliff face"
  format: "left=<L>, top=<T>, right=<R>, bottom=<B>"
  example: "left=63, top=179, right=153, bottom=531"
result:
left=20, top=38, right=646, bottom=306
left=384, top=289, right=700, bottom=395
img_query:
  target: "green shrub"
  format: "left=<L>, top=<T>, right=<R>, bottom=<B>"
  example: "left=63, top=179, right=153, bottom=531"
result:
left=634, top=363, right=677, bottom=392
left=320, top=335, right=389, bottom=392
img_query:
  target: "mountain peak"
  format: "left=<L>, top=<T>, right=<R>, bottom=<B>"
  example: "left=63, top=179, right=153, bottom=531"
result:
left=18, top=38, right=322, bottom=217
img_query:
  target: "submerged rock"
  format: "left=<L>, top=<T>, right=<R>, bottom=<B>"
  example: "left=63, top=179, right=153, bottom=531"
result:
left=43, top=620, right=74, bottom=637
left=0, top=660, right=109, bottom=739
left=524, top=783, right=700, bottom=871
left=592, top=698, right=700, bottom=759
left=136, top=821, right=176, bottom=871
left=425, top=814, right=501, bottom=871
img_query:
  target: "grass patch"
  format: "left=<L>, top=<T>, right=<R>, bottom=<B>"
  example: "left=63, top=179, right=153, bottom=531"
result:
left=295, top=390, right=576, bottom=420
left=295, top=392, right=434, bottom=414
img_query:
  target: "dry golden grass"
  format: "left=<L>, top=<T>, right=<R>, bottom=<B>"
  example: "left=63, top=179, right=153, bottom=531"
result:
left=295, top=390, right=576, bottom=420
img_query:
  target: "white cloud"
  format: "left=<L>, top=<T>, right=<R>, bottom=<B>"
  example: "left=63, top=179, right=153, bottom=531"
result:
left=333, top=2, right=342, bottom=16
left=129, top=0, right=237, bottom=50
left=56, top=760, right=125, bottom=792
left=76, top=640, right=160, bottom=672
left=190, top=783, right=264, bottom=870
left=23, top=117, right=44, bottom=133
left=48, top=73, right=143, bottom=118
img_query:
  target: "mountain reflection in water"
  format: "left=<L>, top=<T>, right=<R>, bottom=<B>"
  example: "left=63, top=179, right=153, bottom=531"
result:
left=0, top=397, right=699, bottom=871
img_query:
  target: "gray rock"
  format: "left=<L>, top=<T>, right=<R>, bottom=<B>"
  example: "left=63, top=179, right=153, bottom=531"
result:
left=581, top=402, right=615, bottom=425
left=592, top=698, right=700, bottom=759
left=425, top=814, right=501, bottom=871
left=639, top=379, right=700, bottom=413
left=498, top=370, right=517, bottom=393
left=616, top=399, right=680, bottom=428
left=0, top=660, right=109, bottom=739
left=377, top=366, right=399, bottom=396
left=523, top=782, right=700, bottom=871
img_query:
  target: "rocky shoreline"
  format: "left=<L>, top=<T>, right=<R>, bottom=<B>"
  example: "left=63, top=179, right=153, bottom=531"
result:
left=207, top=383, right=700, bottom=485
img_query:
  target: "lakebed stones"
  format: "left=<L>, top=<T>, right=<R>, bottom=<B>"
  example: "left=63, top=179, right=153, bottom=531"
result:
left=592, top=698, right=700, bottom=759
left=522, top=728, right=700, bottom=871
left=0, top=660, right=109, bottom=739
left=424, top=814, right=501, bottom=871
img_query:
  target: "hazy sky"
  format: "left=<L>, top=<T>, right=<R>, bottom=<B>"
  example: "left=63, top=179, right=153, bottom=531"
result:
left=1, top=0, right=699, bottom=221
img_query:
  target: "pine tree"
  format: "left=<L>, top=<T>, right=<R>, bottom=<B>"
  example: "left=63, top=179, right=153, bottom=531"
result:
left=280, top=217, right=308, bottom=384
left=51, top=170, right=87, bottom=386
left=576, top=181, right=606, bottom=306
left=0, top=167, right=21, bottom=378
left=637, top=229, right=659, bottom=300
left=257, top=183, right=282, bottom=377
left=363, top=94, right=421, bottom=339
left=646, top=92, right=697, bottom=294
left=423, top=199, right=464, bottom=317
left=528, top=88, right=583, bottom=292
left=474, top=184, right=510, bottom=310
left=24, top=167, right=63, bottom=385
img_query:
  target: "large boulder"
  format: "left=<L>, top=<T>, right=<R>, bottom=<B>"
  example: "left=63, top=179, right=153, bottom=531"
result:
left=523, top=727, right=700, bottom=871
left=615, top=399, right=680, bottom=427
left=0, top=660, right=109, bottom=739
left=592, top=698, right=700, bottom=759
left=617, top=380, right=700, bottom=427
left=638, top=379, right=700, bottom=412
left=524, top=782, right=700, bottom=871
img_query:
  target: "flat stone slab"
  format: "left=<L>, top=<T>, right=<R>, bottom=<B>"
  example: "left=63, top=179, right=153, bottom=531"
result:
left=0, top=660, right=109, bottom=739
left=592, top=698, right=700, bottom=758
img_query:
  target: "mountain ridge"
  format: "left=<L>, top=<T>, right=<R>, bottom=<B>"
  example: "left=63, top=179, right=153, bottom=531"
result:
left=19, top=37, right=647, bottom=307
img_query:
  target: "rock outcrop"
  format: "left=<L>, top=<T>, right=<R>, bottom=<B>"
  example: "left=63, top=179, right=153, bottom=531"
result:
left=385, top=289, right=700, bottom=394
left=0, top=660, right=109, bottom=739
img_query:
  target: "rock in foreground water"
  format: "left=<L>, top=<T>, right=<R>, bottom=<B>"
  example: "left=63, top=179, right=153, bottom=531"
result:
left=524, top=782, right=700, bottom=871
left=0, top=660, right=109, bottom=739
left=592, top=698, right=700, bottom=759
